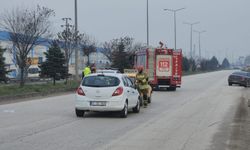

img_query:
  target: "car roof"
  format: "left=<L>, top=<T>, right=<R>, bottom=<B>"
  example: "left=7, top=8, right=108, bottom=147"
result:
left=86, top=72, right=125, bottom=78
left=96, top=69, right=121, bottom=73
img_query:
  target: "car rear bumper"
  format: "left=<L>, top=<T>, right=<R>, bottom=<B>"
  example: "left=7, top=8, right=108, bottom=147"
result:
left=75, top=96, right=125, bottom=111
left=228, top=79, right=246, bottom=85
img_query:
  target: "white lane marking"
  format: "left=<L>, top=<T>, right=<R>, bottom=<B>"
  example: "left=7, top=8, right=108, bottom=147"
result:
left=2, top=109, right=15, bottom=113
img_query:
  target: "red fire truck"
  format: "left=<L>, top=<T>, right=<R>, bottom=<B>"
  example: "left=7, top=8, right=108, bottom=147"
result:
left=134, top=48, right=182, bottom=91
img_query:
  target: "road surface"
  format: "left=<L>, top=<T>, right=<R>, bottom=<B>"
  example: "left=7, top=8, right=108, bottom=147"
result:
left=0, top=70, right=249, bottom=150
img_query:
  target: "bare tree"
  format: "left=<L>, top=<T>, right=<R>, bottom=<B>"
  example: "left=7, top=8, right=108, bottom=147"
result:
left=0, top=5, right=55, bottom=87
left=101, top=37, right=133, bottom=62
left=244, top=55, right=250, bottom=66
left=101, top=37, right=145, bottom=68
left=102, top=41, right=112, bottom=62
left=57, top=26, right=83, bottom=83
left=80, top=34, right=97, bottom=66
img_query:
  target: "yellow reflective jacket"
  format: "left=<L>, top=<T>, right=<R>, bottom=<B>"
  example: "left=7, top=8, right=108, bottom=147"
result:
left=83, top=66, right=91, bottom=77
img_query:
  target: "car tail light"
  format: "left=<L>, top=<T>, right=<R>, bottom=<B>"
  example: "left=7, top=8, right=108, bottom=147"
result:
left=112, top=87, right=123, bottom=96
left=76, top=87, right=85, bottom=96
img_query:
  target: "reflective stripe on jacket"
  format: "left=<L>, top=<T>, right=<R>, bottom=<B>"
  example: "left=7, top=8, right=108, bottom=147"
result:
left=136, top=72, right=149, bottom=90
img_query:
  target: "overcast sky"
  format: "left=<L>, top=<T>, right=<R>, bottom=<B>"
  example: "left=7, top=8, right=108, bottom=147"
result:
left=1, top=0, right=250, bottom=63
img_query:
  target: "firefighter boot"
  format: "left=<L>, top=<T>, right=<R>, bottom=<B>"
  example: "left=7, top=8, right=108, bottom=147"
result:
left=143, top=94, right=148, bottom=108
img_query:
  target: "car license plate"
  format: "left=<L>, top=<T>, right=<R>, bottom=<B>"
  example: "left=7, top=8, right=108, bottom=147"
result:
left=90, top=101, right=106, bottom=106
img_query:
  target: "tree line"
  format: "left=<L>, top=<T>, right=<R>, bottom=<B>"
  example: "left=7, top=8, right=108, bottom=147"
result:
left=182, top=56, right=231, bottom=72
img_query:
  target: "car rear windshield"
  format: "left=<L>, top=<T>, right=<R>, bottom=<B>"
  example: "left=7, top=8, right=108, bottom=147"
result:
left=82, top=75, right=120, bottom=87
left=28, top=68, right=39, bottom=74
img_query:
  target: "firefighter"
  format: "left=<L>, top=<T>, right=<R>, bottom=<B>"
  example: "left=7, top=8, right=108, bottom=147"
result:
left=82, top=65, right=91, bottom=79
left=90, top=64, right=96, bottom=73
left=135, top=66, right=151, bottom=107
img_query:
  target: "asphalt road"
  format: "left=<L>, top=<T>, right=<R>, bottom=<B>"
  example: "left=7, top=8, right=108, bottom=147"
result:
left=0, top=70, right=249, bottom=150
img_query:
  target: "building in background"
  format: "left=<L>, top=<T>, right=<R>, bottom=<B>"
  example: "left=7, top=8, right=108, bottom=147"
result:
left=0, top=31, right=110, bottom=78
left=0, top=31, right=49, bottom=79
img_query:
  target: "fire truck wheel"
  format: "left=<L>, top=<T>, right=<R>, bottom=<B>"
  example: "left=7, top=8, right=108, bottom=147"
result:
left=167, top=87, right=176, bottom=91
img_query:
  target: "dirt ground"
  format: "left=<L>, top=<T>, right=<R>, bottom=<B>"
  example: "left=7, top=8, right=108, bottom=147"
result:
left=209, top=88, right=250, bottom=150
left=227, top=89, right=250, bottom=150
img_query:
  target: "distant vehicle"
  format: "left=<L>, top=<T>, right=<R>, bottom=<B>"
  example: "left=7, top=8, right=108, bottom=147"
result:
left=75, top=73, right=140, bottom=118
left=228, top=71, right=250, bottom=87
left=27, top=65, right=40, bottom=81
left=134, top=48, right=182, bottom=91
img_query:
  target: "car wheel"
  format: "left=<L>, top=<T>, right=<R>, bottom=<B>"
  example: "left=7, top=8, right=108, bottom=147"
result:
left=75, top=108, right=85, bottom=117
left=228, top=82, right=232, bottom=86
left=120, top=102, right=128, bottom=118
left=139, top=96, right=143, bottom=106
left=132, top=99, right=140, bottom=113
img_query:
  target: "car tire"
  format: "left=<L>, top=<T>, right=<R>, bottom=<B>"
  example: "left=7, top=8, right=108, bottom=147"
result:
left=120, top=102, right=128, bottom=118
left=139, top=96, right=143, bottom=106
left=75, top=108, right=85, bottom=117
left=228, top=82, right=232, bottom=86
left=132, top=99, right=140, bottom=113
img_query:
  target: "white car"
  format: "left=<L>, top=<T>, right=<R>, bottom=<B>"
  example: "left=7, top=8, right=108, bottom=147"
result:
left=75, top=73, right=140, bottom=118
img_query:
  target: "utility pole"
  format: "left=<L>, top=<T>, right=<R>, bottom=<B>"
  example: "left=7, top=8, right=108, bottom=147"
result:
left=193, top=44, right=196, bottom=58
left=163, top=8, right=185, bottom=50
left=74, top=0, right=80, bottom=80
left=183, top=21, right=199, bottom=59
left=146, top=0, right=149, bottom=47
left=61, top=17, right=73, bottom=38
left=61, top=17, right=73, bottom=66
left=193, top=30, right=206, bottom=60
left=61, top=18, right=72, bottom=28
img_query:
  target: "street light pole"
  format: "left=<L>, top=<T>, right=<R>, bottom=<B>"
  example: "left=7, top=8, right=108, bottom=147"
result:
left=74, top=0, right=80, bottom=80
left=146, top=0, right=149, bottom=47
left=164, top=8, right=185, bottom=50
left=147, top=0, right=149, bottom=47
left=183, top=22, right=199, bottom=59
left=193, top=30, right=206, bottom=60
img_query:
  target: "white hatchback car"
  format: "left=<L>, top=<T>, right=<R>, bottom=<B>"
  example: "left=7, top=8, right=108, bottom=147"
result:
left=75, top=73, right=140, bottom=118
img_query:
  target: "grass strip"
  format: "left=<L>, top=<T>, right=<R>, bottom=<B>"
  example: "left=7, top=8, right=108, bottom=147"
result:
left=0, top=80, right=80, bottom=97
